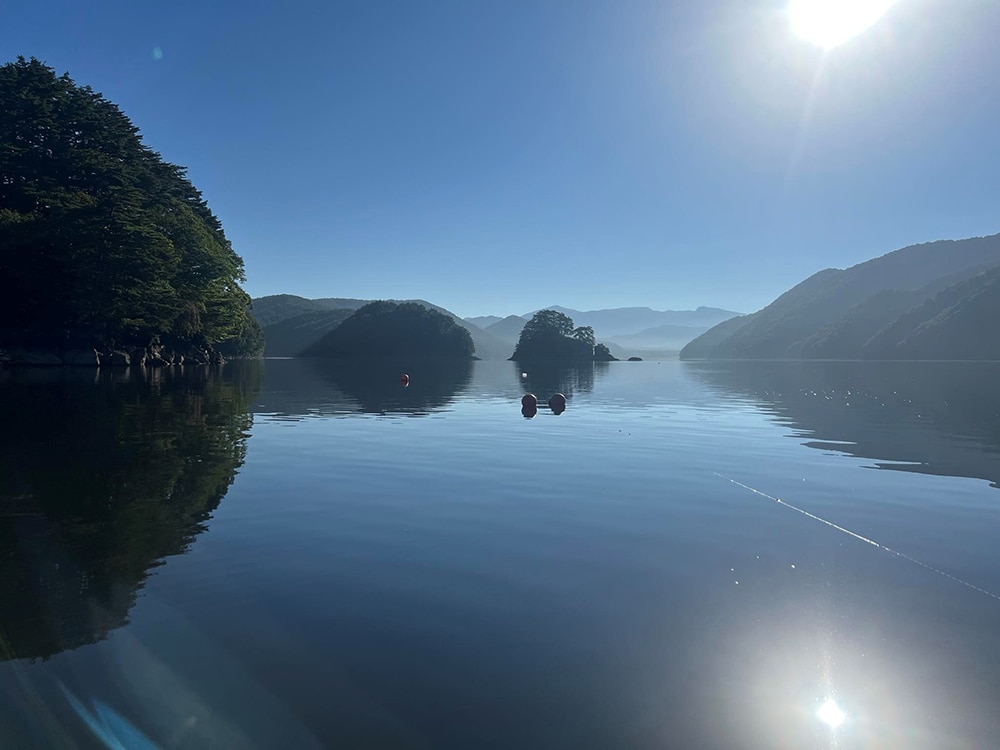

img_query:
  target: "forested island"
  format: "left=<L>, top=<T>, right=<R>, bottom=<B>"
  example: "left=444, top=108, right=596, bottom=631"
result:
left=511, top=310, right=618, bottom=362
left=0, top=57, right=262, bottom=366
left=302, top=301, right=476, bottom=359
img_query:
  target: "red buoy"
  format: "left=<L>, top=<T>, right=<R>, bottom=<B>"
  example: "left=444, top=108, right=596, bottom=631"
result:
left=521, top=393, right=537, bottom=409
left=401, top=373, right=409, bottom=385
left=548, top=393, right=567, bottom=414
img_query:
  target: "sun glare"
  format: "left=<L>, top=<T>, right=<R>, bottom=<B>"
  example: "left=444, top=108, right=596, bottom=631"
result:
left=817, top=698, right=847, bottom=729
left=790, top=0, right=896, bottom=49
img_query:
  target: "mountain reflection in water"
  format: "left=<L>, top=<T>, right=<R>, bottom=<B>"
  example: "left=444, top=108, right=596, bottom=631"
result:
left=687, top=360, right=1000, bottom=488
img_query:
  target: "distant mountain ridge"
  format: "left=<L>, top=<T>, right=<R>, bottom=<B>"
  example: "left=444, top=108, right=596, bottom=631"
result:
left=524, top=306, right=741, bottom=337
left=462, top=305, right=742, bottom=354
left=253, top=297, right=743, bottom=360
left=681, top=234, right=1000, bottom=361
left=606, top=324, right=716, bottom=352
left=484, top=315, right=530, bottom=345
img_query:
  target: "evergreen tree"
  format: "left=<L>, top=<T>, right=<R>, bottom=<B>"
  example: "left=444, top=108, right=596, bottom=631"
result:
left=0, top=57, right=260, bottom=355
left=512, top=311, right=615, bottom=361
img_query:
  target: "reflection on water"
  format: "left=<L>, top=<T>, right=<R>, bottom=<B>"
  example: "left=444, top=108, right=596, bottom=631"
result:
left=0, top=363, right=261, bottom=661
left=516, top=362, right=609, bottom=400
left=254, top=358, right=472, bottom=419
left=687, top=361, right=1000, bottom=488
left=1, top=361, right=1000, bottom=748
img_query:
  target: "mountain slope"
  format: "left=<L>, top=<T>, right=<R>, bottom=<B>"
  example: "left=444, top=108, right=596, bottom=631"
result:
left=260, top=309, right=355, bottom=357
left=465, top=316, right=504, bottom=328
left=863, top=266, right=1000, bottom=360
left=681, top=234, right=1000, bottom=360
left=606, top=324, right=714, bottom=351
left=250, top=295, right=327, bottom=326
left=484, top=315, right=528, bottom=345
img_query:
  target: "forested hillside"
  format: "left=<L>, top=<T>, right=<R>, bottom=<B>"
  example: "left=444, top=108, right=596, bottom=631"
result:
left=682, top=234, right=1000, bottom=360
left=0, top=57, right=261, bottom=363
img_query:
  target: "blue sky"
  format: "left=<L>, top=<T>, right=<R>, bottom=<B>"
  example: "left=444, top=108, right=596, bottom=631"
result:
left=4, top=0, right=999, bottom=318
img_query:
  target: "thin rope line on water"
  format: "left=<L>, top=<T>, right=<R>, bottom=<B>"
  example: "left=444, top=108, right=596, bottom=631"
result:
left=715, top=473, right=1000, bottom=603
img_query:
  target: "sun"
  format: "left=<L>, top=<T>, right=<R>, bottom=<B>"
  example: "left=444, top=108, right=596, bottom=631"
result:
left=789, top=0, right=897, bottom=49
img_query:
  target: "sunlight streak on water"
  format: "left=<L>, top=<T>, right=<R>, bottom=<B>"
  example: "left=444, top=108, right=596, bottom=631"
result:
left=716, top=473, right=1000, bottom=603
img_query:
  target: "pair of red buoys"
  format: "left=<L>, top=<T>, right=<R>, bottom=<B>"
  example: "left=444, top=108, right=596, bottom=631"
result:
left=521, top=392, right=567, bottom=416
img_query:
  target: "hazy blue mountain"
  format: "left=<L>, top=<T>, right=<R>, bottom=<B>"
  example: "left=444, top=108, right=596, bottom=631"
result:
left=250, top=295, right=328, bottom=326
left=250, top=295, right=372, bottom=327
left=253, top=295, right=512, bottom=360
left=606, top=324, right=714, bottom=352
left=312, top=297, right=371, bottom=311
left=524, top=306, right=741, bottom=337
left=465, top=315, right=504, bottom=328
left=681, top=234, right=1000, bottom=360
left=862, top=266, right=1000, bottom=360
left=673, top=315, right=751, bottom=359
left=484, top=315, right=529, bottom=345
left=260, top=309, right=355, bottom=357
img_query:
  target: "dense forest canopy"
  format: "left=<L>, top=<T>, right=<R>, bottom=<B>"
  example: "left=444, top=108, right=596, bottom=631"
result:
left=0, top=57, right=261, bottom=356
left=303, top=301, right=475, bottom=359
left=512, top=310, right=617, bottom=361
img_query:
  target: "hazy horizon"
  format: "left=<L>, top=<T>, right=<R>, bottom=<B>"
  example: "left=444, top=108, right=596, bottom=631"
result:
left=7, top=0, right=999, bottom=318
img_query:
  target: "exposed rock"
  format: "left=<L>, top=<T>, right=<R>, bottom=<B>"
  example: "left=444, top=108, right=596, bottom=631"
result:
left=627, top=356, right=643, bottom=361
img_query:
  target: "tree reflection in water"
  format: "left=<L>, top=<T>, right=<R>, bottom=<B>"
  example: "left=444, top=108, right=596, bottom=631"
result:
left=0, top=362, right=262, bottom=661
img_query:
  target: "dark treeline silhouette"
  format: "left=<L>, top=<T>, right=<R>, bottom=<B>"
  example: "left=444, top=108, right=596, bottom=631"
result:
left=303, top=302, right=475, bottom=360
left=0, top=362, right=262, bottom=661
left=0, top=57, right=261, bottom=359
left=687, top=360, right=1000, bottom=488
left=512, top=310, right=617, bottom=362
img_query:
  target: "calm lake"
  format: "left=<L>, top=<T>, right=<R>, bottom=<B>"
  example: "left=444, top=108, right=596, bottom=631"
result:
left=2, top=359, right=1000, bottom=749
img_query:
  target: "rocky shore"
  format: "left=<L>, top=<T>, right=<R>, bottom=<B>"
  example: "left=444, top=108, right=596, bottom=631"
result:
left=0, top=343, right=227, bottom=367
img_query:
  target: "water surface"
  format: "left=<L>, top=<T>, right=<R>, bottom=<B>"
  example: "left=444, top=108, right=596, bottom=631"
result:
left=2, top=359, right=999, bottom=749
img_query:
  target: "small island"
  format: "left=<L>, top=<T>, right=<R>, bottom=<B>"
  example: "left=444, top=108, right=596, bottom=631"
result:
left=510, top=310, right=618, bottom=362
left=302, top=301, right=475, bottom=359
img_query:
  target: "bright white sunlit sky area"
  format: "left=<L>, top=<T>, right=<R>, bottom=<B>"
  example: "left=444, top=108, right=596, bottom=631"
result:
left=3, top=0, right=998, bottom=317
